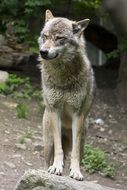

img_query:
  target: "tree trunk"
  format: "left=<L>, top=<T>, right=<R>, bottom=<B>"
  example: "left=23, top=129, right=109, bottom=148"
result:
left=14, top=169, right=121, bottom=190
left=102, top=0, right=127, bottom=105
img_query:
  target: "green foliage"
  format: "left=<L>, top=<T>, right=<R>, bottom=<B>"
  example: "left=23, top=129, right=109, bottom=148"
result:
left=28, top=35, right=39, bottom=53
left=107, top=49, right=120, bottom=59
left=0, top=0, right=51, bottom=42
left=74, top=0, right=101, bottom=9
left=0, top=0, right=101, bottom=44
left=0, top=74, right=26, bottom=95
left=82, top=144, right=115, bottom=178
left=0, top=83, right=11, bottom=94
left=107, top=41, right=127, bottom=59
left=14, top=20, right=29, bottom=42
left=25, top=0, right=51, bottom=15
left=8, top=74, right=26, bottom=85
left=16, top=103, right=28, bottom=119
left=0, top=74, right=42, bottom=100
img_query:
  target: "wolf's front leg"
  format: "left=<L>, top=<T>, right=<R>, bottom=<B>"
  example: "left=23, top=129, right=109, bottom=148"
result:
left=48, top=111, right=64, bottom=175
left=43, top=109, right=53, bottom=168
left=70, top=113, right=84, bottom=180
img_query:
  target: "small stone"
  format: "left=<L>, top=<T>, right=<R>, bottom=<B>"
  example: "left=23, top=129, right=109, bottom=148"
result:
left=108, top=130, right=112, bottom=134
left=4, top=130, right=10, bottom=135
left=11, top=154, right=22, bottom=158
left=100, top=127, right=105, bottom=132
left=34, top=143, right=43, bottom=151
left=3, top=101, right=18, bottom=108
left=33, top=136, right=42, bottom=141
left=21, top=156, right=25, bottom=160
left=104, top=138, right=107, bottom=142
left=33, top=187, right=45, bottom=190
left=4, top=139, right=9, bottom=142
left=37, top=125, right=42, bottom=129
left=0, top=172, right=6, bottom=176
left=24, top=161, right=33, bottom=166
left=33, top=151, right=39, bottom=155
left=15, top=143, right=26, bottom=150
left=0, top=71, right=9, bottom=83
left=4, top=161, right=16, bottom=169
left=94, top=118, right=104, bottom=126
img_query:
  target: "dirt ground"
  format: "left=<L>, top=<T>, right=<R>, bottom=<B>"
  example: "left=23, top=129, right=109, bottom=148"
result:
left=0, top=67, right=127, bottom=190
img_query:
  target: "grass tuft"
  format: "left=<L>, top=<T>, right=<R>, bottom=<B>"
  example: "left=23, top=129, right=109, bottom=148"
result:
left=16, top=103, right=28, bottom=119
left=0, top=74, right=42, bottom=100
left=82, top=144, right=115, bottom=178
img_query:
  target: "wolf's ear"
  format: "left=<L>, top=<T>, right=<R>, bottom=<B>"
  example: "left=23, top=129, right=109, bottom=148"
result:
left=72, top=19, right=90, bottom=35
left=45, top=10, right=54, bottom=22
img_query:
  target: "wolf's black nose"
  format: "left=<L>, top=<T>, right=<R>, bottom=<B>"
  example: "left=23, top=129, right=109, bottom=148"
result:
left=40, top=49, right=48, bottom=57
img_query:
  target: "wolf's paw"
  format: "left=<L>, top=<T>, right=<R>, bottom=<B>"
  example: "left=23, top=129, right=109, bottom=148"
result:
left=48, top=165, right=63, bottom=176
left=69, top=169, right=84, bottom=181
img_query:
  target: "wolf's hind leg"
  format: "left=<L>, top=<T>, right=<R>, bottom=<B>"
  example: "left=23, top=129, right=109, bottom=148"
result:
left=42, top=109, right=53, bottom=168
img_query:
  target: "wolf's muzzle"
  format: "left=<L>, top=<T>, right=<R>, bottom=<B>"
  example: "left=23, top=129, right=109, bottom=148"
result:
left=40, top=49, right=58, bottom=60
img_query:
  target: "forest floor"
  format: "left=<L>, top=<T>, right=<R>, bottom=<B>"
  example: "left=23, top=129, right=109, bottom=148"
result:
left=0, top=66, right=127, bottom=190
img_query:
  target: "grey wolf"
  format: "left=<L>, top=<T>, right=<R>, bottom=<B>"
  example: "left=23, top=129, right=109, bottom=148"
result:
left=38, top=10, right=94, bottom=181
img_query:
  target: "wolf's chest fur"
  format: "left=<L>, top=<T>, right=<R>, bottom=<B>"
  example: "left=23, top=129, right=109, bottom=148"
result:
left=41, top=55, right=91, bottom=111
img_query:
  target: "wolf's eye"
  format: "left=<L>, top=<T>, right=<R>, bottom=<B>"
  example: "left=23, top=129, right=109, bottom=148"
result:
left=55, top=36, right=66, bottom=41
left=43, top=34, right=48, bottom=41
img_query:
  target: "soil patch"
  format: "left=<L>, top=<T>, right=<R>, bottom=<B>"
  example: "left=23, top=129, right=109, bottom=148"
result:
left=0, top=67, right=127, bottom=190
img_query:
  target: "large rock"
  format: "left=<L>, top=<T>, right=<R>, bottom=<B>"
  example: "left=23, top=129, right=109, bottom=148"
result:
left=14, top=169, right=121, bottom=190
left=0, top=34, right=7, bottom=46
left=0, top=46, right=31, bottom=68
left=0, top=33, right=32, bottom=68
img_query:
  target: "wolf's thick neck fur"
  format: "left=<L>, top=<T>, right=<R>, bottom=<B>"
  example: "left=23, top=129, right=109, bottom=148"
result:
left=40, top=38, right=91, bottom=91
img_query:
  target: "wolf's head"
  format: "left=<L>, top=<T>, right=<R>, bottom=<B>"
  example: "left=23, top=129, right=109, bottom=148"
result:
left=38, top=10, right=90, bottom=61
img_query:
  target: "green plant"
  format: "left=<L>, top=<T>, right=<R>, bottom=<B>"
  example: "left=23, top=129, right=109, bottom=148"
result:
left=19, top=132, right=32, bottom=144
left=82, top=144, right=115, bottom=178
left=107, top=41, right=127, bottom=59
left=0, top=74, right=24, bottom=95
left=0, top=83, right=11, bottom=94
left=16, top=103, right=28, bottom=119
left=0, top=74, right=26, bottom=95
left=0, top=74, right=42, bottom=100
